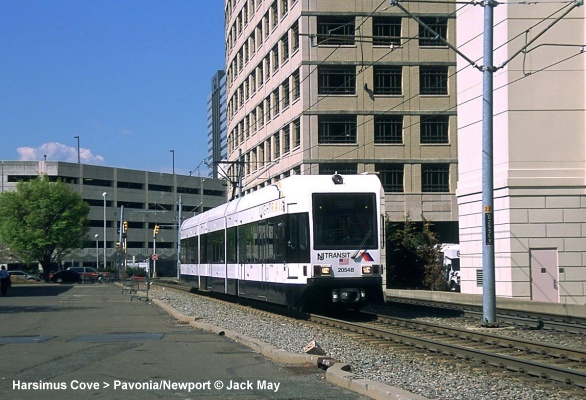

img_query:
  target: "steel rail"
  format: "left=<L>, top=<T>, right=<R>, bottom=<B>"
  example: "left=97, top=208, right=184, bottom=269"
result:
left=309, top=314, right=586, bottom=388
left=386, top=296, right=586, bottom=335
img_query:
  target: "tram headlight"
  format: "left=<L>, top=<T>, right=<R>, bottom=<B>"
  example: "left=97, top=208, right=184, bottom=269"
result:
left=313, top=265, right=332, bottom=276
left=362, top=265, right=380, bottom=274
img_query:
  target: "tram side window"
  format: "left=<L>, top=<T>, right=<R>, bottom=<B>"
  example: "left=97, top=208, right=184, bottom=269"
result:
left=238, top=224, right=257, bottom=263
left=236, top=214, right=305, bottom=264
left=208, top=230, right=225, bottom=263
left=265, top=221, right=274, bottom=262
left=237, top=224, right=249, bottom=263
left=200, top=235, right=208, bottom=263
left=180, top=236, right=198, bottom=264
left=274, top=219, right=286, bottom=262
left=265, top=218, right=286, bottom=263
left=227, top=227, right=237, bottom=263
left=257, top=222, right=266, bottom=262
left=251, top=223, right=259, bottom=262
left=289, top=215, right=298, bottom=251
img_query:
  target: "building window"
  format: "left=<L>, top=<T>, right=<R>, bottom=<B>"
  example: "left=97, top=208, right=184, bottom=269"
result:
left=263, top=12, right=269, bottom=39
left=257, top=64, right=263, bottom=87
left=374, top=115, right=403, bottom=144
left=372, top=16, right=401, bottom=46
left=421, top=163, right=450, bottom=192
left=317, top=16, right=355, bottom=45
left=265, top=97, right=271, bottom=122
left=291, top=20, right=299, bottom=52
left=280, top=0, right=288, bottom=18
left=375, top=164, right=404, bottom=192
left=270, top=1, right=278, bottom=30
left=292, top=69, right=300, bottom=100
left=318, top=65, right=355, bottom=95
left=266, top=139, right=272, bottom=163
left=419, top=16, right=448, bottom=47
left=283, top=125, right=291, bottom=153
left=282, top=78, right=290, bottom=109
left=421, top=115, right=449, bottom=144
left=257, top=104, right=264, bottom=128
left=318, top=115, right=357, bottom=144
left=280, top=33, right=289, bottom=64
left=271, top=45, right=279, bottom=74
left=373, top=66, right=402, bottom=95
left=274, top=132, right=280, bottom=158
left=273, top=89, right=280, bottom=116
left=420, top=66, right=448, bottom=95
left=293, top=118, right=301, bottom=148
left=319, top=163, right=357, bottom=175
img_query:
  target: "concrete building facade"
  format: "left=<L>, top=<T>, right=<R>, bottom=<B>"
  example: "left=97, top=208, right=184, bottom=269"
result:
left=0, top=161, right=226, bottom=275
left=224, top=0, right=459, bottom=234
left=456, top=5, right=586, bottom=303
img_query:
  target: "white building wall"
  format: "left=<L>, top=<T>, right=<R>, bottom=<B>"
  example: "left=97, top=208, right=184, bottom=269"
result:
left=457, top=4, right=586, bottom=303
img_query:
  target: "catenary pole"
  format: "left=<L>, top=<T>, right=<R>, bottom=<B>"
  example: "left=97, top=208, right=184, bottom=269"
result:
left=481, top=0, right=497, bottom=325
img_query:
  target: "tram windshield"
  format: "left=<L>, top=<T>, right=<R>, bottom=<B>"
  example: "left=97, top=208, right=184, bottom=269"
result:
left=312, top=193, right=377, bottom=250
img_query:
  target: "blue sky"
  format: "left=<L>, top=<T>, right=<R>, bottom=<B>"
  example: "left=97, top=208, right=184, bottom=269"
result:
left=0, top=1, right=225, bottom=176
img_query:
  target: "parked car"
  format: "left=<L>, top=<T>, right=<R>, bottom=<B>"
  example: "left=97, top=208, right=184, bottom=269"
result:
left=49, top=270, right=82, bottom=284
left=67, top=267, right=100, bottom=282
left=8, top=270, right=41, bottom=281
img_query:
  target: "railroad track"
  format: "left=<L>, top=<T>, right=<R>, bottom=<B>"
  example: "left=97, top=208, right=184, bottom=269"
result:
left=152, top=280, right=586, bottom=391
left=386, top=296, right=586, bottom=335
left=309, top=312, right=586, bottom=389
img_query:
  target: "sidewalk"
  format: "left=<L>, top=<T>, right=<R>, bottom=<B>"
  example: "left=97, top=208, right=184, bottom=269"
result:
left=0, top=284, right=371, bottom=400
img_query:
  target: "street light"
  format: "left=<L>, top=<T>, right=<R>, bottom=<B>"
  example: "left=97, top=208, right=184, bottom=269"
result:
left=102, top=192, right=107, bottom=270
left=94, top=234, right=99, bottom=268
left=170, top=149, right=175, bottom=174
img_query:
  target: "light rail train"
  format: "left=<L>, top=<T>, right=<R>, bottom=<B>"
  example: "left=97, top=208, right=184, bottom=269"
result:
left=179, top=174, right=385, bottom=310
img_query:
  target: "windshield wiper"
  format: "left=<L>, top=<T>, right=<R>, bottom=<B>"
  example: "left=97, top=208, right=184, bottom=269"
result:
left=351, top=230, right=371, bottom=260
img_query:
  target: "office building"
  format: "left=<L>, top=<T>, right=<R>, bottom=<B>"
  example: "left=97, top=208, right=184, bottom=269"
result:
left=224, top=0, right=459, bottom=237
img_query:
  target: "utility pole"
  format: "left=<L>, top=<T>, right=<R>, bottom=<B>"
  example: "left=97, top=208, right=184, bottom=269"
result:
left=177, top=194, right=182, bottom=280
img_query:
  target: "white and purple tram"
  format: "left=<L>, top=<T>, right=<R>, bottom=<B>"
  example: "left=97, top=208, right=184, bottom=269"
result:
left=179, top=174, right=385, bottom=310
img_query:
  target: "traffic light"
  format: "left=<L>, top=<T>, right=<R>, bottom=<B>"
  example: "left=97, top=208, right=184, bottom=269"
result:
left=153, top=224, right=160, bottom=236
left=123, top=221, right=128, bottom=233
left=115, top=242, right=120, bottom=251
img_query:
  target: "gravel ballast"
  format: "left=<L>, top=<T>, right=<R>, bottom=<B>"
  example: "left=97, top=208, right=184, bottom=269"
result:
left=150, top=287, right=586, bottom=400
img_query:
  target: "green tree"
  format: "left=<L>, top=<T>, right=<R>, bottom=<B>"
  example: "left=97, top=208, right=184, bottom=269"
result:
left=386, top=216, right=444, bottom=290
left=0, top=176, right=90, bottom=278
left=417, top=220, right=445, bottom=291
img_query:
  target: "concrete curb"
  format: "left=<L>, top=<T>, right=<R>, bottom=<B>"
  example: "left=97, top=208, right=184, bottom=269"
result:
left=143, top=294, right=429, bottom=400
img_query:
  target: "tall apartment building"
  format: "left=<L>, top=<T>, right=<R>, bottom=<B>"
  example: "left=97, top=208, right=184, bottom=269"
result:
left=0, top=161, right=226, bottom=275
left=207, top=70, right=228, bottom=179
left=224, top=0, right=458, bottom=236
left=457, top=5, right=586, bottom=303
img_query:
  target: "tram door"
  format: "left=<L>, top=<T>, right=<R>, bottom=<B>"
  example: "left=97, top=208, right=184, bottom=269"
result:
left=530, top=248, right=559, bottom=303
